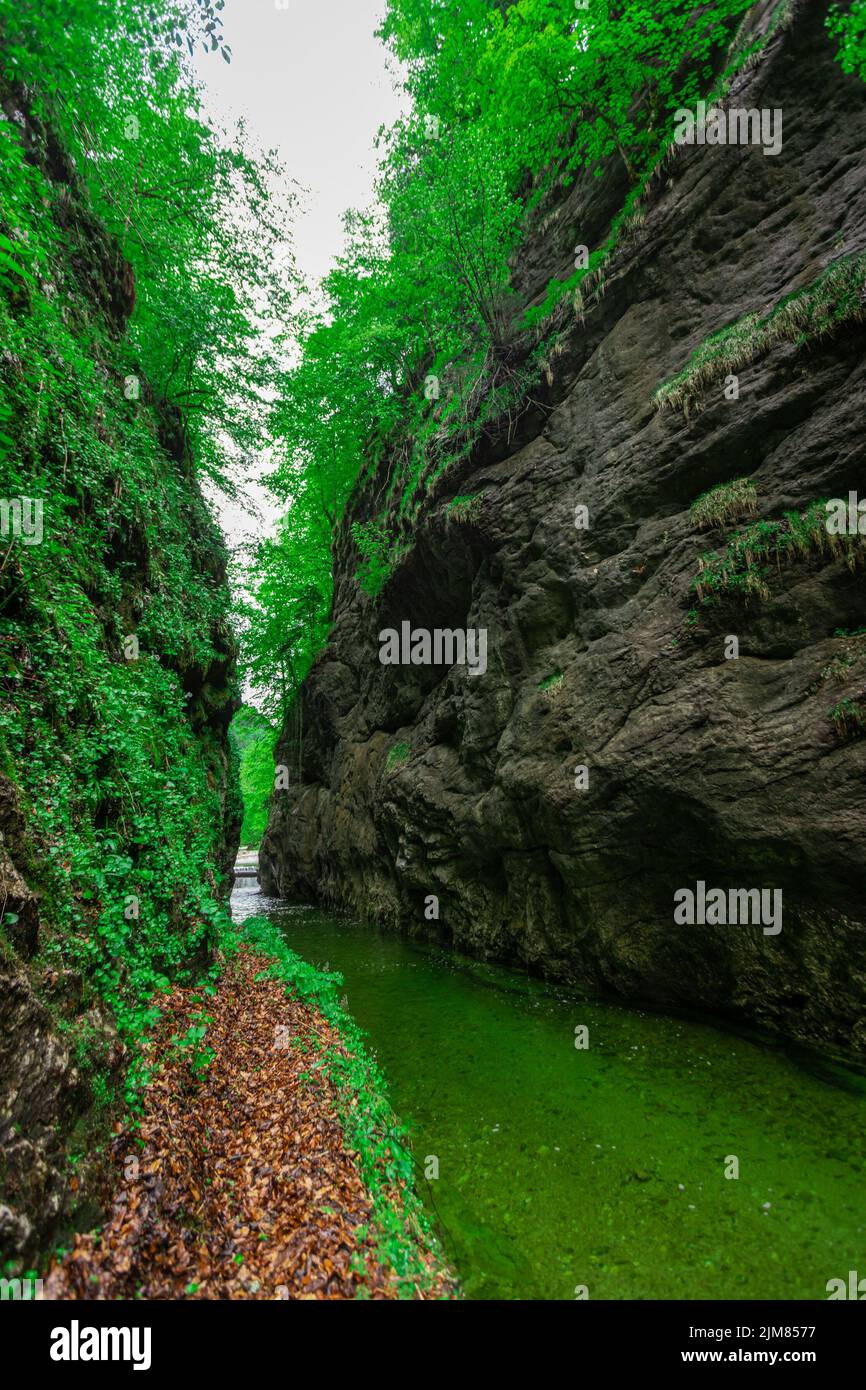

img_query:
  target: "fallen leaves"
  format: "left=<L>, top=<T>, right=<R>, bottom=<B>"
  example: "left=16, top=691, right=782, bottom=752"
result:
left=45, top=946, right=454, bottom=1300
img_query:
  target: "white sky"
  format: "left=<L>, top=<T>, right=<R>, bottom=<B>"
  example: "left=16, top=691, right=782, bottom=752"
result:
left=193, top=0, right=405, bottom=548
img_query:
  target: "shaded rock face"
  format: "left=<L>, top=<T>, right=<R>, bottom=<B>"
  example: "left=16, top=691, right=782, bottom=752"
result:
left=262, top=6, right=866, bottom=1059
left=0, top=953, right=81, bottom=1265
left=0, top=778, right=85, bottom=1269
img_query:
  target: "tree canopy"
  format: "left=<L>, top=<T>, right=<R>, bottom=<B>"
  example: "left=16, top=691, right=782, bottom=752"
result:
left=242, top=0, right=767, bottom=719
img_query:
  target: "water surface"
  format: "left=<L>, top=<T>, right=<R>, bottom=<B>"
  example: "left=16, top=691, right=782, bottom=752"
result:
left=233, top=880, right=865, bottom=1300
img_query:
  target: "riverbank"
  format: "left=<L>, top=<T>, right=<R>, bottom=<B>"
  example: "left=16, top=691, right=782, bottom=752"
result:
left=230, top=886, right=866, bottom=1300
left=46, top=920, right=456, bottom=1300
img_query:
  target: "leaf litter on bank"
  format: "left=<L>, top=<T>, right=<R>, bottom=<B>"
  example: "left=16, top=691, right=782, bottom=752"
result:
left=46, top=947, right=456, bottom=1300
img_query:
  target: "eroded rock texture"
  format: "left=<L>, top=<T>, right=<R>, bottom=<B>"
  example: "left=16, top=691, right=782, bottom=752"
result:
left=262, top=4, right=866, bottom=1058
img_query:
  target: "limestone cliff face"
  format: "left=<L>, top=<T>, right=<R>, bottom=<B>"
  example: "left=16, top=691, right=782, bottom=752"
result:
left=0, top=84, right=240, bottom=1267
left=262, top=4, right=866, bottom=1059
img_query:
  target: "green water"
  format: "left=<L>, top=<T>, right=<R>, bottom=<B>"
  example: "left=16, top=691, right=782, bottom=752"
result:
left=234, top=885, right=866, bottom=1300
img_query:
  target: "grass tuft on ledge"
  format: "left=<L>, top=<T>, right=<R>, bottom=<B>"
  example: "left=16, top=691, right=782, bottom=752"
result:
left=691, top=477, right=757, bottom=530
left=830, top=697, right=866, bottom=742
left=446, top=493, right=483, bottom=523
left=692, top=501, right=866, bottom=605
left=538, top=671, right=564, bottom=700
left=654, top=252, right=866, bottom=414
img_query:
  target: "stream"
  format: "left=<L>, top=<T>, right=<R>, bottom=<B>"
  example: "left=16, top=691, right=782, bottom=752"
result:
left=232, top=878, right=866, bottom=1301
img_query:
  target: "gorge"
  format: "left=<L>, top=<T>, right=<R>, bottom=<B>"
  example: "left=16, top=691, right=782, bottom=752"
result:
left=1, top=0, right=865, bottom=1314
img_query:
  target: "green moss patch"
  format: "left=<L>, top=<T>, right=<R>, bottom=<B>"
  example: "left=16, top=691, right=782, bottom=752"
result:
left=385, top=742, right=411, bottom=772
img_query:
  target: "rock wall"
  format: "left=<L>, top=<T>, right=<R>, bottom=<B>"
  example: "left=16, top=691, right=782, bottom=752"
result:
left=261, top=1, right=866, bottom=1059
left=0, top=84, right=240, bottom=1268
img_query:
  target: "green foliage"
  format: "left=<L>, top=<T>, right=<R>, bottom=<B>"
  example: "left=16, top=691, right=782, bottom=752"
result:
left=385, top=742, right=411, bottom=772
left=0, top=0, right=298, bottom=493
left=0, top=597, right=230, bottom=1082
left=221, top=915, right=452, bottom=1296
left=538, top=670, right=563, bottom=693
left=830, top=697, right=866, bottom=741
left=692, top=501, right=866, bottom=605
left=351, top=521, right=396, bottom=598
left=446, top=493, right=483, bottom=523
left=244, top=0, right=757, bottom=709
left=814, top=631, right=866, bottom=743
left=238, top=514, right=331, bottom=723
left=815, top=628, right=866, bottom=687
left=0, top=1, right=294, bottom=1106
left=229, top=706, right=277, bottom=848
left=654, top=253, right=866, bottom=413
left=691, top=478, right=757, bottom=530
left=169, top=1015, right=216, bottom=1077
left=827, top=1, right=866, bottom=82
left=229, top=704, right=271, bottom=757
left=383, top=0, right=754, bottom=189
